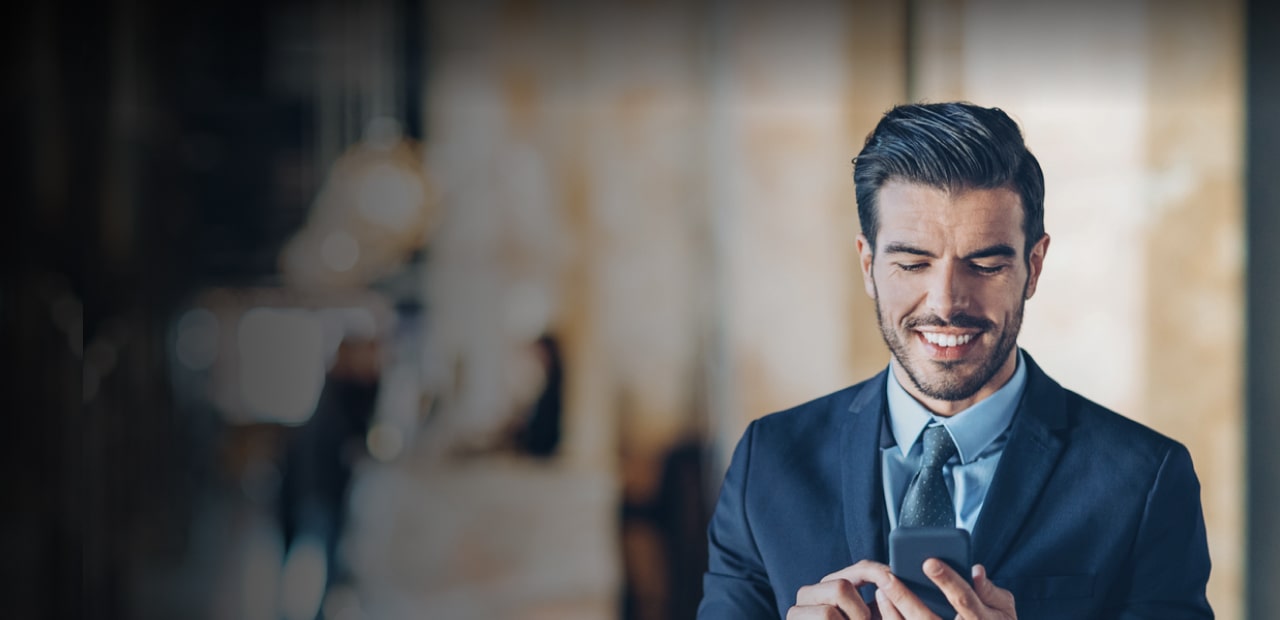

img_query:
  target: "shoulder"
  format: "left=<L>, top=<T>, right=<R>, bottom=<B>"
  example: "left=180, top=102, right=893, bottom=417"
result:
left=750, top=373, right=883, bottom=439
left=1060, top=388, right=1189, bottom=469
left=726, top=372, right=887, bottom=477
left=1022, top=353, right=1189, bottom=470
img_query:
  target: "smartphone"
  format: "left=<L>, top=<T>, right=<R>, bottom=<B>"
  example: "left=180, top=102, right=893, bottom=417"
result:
left=888, top=527, right=973, bottom=617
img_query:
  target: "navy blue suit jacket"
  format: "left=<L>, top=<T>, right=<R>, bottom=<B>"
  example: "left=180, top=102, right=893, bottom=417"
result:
left=699, top=353, right=1213, bottom=619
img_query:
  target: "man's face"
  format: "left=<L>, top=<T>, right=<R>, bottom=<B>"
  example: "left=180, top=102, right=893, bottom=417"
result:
left=857, top=181, right=1049, bottom=413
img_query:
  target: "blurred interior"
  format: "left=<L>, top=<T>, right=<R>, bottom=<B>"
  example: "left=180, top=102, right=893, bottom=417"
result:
left=9, top=0, right=1280, bottom=618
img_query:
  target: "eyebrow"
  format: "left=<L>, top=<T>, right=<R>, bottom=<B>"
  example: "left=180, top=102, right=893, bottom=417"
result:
left=963, top=244, right=1017, bottom=260
left=882, top=242, right=936, bottom=258
left=881, top=242, right=1017, bottom=260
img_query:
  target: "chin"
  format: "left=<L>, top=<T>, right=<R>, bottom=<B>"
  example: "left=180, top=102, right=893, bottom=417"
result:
left=916, top=376, right=985, bottom=402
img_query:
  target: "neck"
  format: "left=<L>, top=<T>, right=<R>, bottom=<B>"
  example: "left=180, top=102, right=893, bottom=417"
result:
left=892, top=349, right=1020, bottom=417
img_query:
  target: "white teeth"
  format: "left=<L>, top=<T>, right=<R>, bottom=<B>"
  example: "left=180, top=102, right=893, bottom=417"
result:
left=921, top=332, right=974, bottom=347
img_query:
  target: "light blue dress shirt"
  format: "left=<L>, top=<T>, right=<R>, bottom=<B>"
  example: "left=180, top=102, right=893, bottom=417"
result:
left=881, top=350, right=1027, bottom=532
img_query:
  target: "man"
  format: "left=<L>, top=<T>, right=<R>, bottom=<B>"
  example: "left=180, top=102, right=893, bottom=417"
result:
left=697, top=102, right=1213, bottom=619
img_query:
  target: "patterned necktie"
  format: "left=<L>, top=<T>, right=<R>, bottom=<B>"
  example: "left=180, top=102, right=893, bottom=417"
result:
left=899, top=424, right=958, bottom=528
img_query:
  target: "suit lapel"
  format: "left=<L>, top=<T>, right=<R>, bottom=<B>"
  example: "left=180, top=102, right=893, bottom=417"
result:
left=841, top=369, right=891, bottom=568
left=970, top=353, right=1069, bottom=571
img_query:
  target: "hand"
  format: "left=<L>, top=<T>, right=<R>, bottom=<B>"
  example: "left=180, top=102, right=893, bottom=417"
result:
left=875, top=560, right=1016, bottom=620
left=787, top=559, right=894, bottom=619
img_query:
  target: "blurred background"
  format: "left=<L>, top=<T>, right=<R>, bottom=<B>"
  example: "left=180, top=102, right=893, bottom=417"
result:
left=7, top=0, right=1279, bottom=618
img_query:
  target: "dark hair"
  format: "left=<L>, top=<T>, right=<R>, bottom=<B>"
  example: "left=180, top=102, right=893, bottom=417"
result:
left=853, top=102, right=1045, bottom=257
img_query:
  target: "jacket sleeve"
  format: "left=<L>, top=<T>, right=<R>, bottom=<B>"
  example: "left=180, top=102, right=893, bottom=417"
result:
left=697, top=421, right=779, bottom=619
left=1112, top=442, right=1214, bottom=619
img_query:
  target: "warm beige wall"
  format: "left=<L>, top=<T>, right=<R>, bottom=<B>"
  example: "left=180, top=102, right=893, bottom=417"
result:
left=1143, top=3, right=1244, bottom=616
left=709, top=0, right=888, bottom=454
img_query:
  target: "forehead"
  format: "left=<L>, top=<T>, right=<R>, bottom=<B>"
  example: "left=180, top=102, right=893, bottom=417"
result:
left=876, top=180, right=1025, bottom=249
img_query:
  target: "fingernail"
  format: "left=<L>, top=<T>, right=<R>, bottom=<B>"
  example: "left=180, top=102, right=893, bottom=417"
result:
left=878, top=571, right=895, bottom=589
left=925, top=559, right=943, bottom=576
left=972, top=564, right=984, bottom=580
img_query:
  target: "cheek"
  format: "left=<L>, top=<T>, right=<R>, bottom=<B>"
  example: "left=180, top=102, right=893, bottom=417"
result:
left=975, top=279, right=1027, bottom=316
left=872, top=277, right=921, bottom=317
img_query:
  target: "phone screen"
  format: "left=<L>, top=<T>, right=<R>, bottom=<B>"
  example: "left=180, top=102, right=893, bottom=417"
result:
left=888, top=527, right=972, bottom=617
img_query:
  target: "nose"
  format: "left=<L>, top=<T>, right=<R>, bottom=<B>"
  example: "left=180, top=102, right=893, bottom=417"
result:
left=925, top=261, right=971, bottom=320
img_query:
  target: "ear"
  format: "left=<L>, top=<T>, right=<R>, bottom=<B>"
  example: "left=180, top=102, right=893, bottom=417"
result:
left=1024, top=234, right=1050, bottom=299
left=856, top=233, right=876, bottom=299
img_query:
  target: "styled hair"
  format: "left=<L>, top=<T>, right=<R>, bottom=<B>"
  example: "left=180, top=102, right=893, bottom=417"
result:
left=853, top=102, right=1045, bottom=257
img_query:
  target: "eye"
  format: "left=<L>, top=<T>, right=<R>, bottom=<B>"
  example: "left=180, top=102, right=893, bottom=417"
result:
left=972, top=263, right=1007, bottom=275
left=896, top=262, right=929, bottom=272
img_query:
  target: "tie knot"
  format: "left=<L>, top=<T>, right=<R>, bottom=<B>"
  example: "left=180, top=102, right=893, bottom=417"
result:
left=921, top=424, right=957, bottom=469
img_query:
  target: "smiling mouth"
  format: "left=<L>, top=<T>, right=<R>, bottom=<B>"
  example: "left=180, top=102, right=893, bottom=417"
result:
left=915, top=330, right=981, bottom=359
left=919, top=332, right=974, bottom=347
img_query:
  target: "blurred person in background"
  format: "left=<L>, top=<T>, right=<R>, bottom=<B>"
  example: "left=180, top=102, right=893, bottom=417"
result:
left=698, top=102, right=1213, bottom=619
left=277, top=333, right=382, bottom=613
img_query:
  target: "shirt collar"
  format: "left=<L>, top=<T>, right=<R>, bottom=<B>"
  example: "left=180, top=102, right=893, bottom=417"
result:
left=885, top=349, right=1027, bottom=463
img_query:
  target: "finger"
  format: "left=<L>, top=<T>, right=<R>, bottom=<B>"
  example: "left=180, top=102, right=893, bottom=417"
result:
left=874, top=571, right=939, bottom=619
left=971, top=564, right=1016, bottom=612
left=923, top=559, right=984, bottom=618
left=787, top=604, right=854, bottom=619
left=875, top=588, right=906, bottom=620
left=796, top=580, right=873, bottom=619
left=822, top=559, right=895, bottom=590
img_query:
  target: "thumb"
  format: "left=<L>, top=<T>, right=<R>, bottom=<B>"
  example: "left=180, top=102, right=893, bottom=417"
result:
left=970, top=564, right=1016, bottom=611
left=972, top=564, right=996, bottom=598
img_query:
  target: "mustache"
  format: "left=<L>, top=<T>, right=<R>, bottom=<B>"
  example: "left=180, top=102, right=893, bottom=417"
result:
left=903, top=313, right=995, bottom=331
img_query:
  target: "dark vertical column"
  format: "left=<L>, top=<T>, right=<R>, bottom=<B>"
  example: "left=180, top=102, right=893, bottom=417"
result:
left=8, top=0, right=111, bottom=616
left=1246, top=0, right=1280, bottom=617
left=401, top=0, right=426, bottom=141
